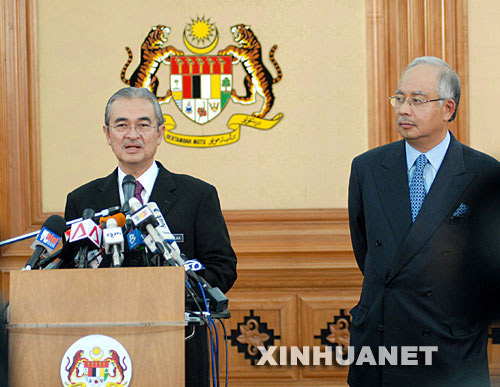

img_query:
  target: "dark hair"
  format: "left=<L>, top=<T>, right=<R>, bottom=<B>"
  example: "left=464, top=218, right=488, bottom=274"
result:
left=104, top=87, right=164, bottom=126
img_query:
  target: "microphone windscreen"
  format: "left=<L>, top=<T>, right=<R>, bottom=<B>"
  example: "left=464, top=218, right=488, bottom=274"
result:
left=82, top=208, right=95, bottom=220
left=99, top=212, right=126, bottom=228
left=122, top=175, right=136, bottom=200
left=42, top=215, right=67, bottom=237
left=123, top=174, right=136, bottom=186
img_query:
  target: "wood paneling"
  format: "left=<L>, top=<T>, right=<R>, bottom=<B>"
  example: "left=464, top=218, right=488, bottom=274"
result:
left=0, top=0, right=41, bottom=273
left=3, top=0, right=498, bottom=386
left=298, top=292, right=360, bottom=380
left=366, top=0, right=469, bottom=148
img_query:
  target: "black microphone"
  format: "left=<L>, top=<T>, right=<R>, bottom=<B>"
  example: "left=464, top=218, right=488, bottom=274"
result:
left=38, top=248, right=62, bottom=269
left=122, top=174, right=136, bottom=215
left=23, top=215, right=67, bottom=270
left=69, top=208, right=100, bottom=269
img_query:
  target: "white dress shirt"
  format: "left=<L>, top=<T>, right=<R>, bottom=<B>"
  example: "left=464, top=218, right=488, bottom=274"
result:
left=405, top=131, right=451, bottom=193
left=117, top=161, right=159, bottom=205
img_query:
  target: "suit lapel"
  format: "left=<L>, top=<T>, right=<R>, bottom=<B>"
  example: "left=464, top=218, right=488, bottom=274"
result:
left=372, top=140, right=412, bottom=248
left=387, top=136, right=475, bottom=282
left=95, top=169, right=121, bottom=209
left=149, top=162, right=179, bottom=214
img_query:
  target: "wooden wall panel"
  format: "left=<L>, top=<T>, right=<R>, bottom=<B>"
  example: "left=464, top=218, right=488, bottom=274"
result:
left=298, top=292, right=360, bottom=380
left=367, top=0, right=469, bottom=148
left=217, top=292, right=297, bottom=381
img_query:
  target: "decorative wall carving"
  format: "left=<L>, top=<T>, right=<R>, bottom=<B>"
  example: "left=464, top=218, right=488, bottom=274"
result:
left=230, top=310, right=280, bottom=365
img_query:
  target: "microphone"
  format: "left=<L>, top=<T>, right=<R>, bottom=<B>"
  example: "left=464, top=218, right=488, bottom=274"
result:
left=129, top=199, right=183, bottom=265
left=122, top=175, right=136, bottom=214
left=130, top=198, right=228, bottom=312
left=66, top=205, right=121, bottom=226
left=44, top=258, right=64, bottom=270
left=38, top=248, right=62, bottom=269
left=162, top=243, right=228, bottom=312
left=129, top=202, right=178, bottom=254
left=126, top=228, right=146, bottom=251
left=102, top=218, right=124, bottom=267
left=146, top=202, right=179, bottom=249
left=129, top=198, right=176, bottom=266
left=69, top=209, right=102, bottom=268
left=23, top=215, right=67, bottom=270
left=99, top=212, right=126, bottom=228
left=184, top=259, right=206, bottom=272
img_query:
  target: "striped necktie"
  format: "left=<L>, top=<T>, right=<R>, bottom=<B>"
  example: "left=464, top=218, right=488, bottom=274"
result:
left=134, top=181, right=144, bottom=205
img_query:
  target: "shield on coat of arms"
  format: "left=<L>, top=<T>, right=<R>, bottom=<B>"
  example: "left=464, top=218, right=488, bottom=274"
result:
left=84, top=360, right=109, bottom=384
left=170, top=55, right=232, bottom=124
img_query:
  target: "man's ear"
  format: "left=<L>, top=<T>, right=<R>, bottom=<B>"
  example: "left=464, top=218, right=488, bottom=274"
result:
left=103, top=125, right=111, bottom=145
left=157, top=124, right=165, bottom=145
left=443, top=99, right=456, bottom=122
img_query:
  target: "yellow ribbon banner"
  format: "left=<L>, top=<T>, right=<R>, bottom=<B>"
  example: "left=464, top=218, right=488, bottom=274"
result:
left=163, top=113, right=284, bottom=148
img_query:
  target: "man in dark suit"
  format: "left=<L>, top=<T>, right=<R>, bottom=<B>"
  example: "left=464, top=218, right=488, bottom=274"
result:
left=348, top=57, right=500, bottom=386
left=64, top=87, right=237, bottom=387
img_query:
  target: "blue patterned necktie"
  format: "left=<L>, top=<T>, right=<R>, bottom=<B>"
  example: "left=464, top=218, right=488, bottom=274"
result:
left=409, top=154, right=428, bottom=222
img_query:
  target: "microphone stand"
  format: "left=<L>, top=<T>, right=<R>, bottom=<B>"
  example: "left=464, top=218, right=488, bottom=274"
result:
left=0, top=206, right=121, bottom=248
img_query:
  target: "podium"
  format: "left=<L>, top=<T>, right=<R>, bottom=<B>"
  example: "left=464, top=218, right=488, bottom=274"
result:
left=8, top=266, right=186, bottom=386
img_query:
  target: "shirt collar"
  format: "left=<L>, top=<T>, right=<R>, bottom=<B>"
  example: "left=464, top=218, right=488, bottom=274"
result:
left=405, top=131, right=451, bottom=170
left=117, top=161, right=159, bottom=203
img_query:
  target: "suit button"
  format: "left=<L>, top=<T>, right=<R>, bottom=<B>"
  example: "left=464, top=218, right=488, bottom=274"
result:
left=377, top=324, right=384, bottom=332
left=385, top=286, right=392, bottom=292
left=426, top=289, right=432, bottom=296
left=376, top=240, right=382, bottom=247
left=423, top=329, right=430, bottom=336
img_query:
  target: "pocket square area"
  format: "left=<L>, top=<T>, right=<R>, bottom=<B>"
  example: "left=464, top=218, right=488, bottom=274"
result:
left=452, top=203, right=469, bottom=217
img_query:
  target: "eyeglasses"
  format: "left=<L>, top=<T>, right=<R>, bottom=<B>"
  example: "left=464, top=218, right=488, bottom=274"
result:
left=389, top=95, right=445, bottom=109
left=108, top=123, right=156, bottom=134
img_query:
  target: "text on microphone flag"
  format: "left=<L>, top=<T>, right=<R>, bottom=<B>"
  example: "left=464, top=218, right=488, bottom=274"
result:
left=36, top=227, right=61, bottom=250
left=126, top=229, right=145, bottom=250
left=130, top=206, right=154, bottom=227
left=103, top=229, right=124, bottom=244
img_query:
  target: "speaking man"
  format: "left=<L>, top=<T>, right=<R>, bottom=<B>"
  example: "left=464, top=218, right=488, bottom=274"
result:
left=348, top=57, right=500, bottom=386
left=64, top=87, right=237, bottom=387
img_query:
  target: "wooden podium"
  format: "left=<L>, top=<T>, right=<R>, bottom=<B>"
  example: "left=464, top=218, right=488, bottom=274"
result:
left=8, top=266, right=186, bottom=386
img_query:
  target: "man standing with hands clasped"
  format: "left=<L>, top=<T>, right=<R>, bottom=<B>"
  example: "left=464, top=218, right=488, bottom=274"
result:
left=64, top=87, right=237, bottom=387
left=348, top=57, right=500, bottom=386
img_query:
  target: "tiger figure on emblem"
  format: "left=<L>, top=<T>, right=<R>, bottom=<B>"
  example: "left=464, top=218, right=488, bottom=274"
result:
left=121, top=25, right=184, bottom=103
left=218, top=24, right=282, bottom=118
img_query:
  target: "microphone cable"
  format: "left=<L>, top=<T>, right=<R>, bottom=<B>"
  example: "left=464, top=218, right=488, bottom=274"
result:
left=217, top=318, right=229, bottom=387
left=209, top=317, right=220, bottom=387
left=184, top=278, right=208, bottom=344
left=198, top=283, right=219, bottom=387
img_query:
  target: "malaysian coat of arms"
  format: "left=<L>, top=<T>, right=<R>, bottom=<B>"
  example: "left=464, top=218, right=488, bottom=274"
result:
left=60, top=335, right=132, bottom=387
left=120, top=17, right=283, bottom=147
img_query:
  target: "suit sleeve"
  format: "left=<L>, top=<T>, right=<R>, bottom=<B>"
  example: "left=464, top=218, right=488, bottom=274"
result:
left=348, top=158, right=367, bottom=274
left=194, top=184, right=237, bottom=294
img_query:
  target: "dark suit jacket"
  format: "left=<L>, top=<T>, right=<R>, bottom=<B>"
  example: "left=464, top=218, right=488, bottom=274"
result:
left=347, top=134, right=500, bottom=387
left=64, top=161, right=237, bottom=387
